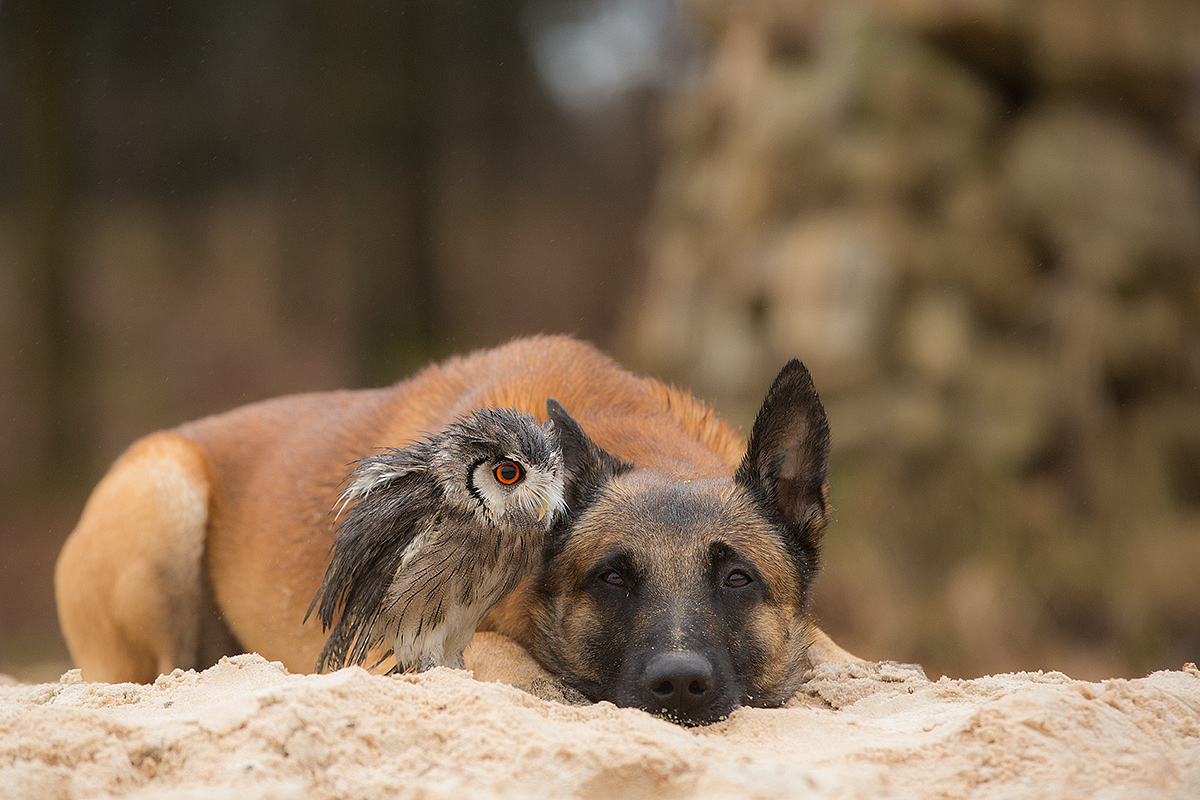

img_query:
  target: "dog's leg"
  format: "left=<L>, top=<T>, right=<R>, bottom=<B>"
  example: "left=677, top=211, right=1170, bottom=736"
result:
left=805, top=625, right=864, bottom=666
left=55, top=433, right=214, bottom=683
left=804, top=626, right=929, bottom=682
left=464, top=631, right=588, bottom=705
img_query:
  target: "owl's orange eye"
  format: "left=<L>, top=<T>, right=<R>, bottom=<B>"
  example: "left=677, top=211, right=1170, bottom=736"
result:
left=494, top=461, right=523, bottom=485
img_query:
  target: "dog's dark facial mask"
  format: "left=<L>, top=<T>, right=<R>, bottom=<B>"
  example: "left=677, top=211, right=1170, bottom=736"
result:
left=533, top=362, right=831, bottom=726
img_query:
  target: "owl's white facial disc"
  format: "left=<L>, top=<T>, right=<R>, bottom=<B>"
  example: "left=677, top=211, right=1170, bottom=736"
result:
left=470, top=458, right=566, bottom=531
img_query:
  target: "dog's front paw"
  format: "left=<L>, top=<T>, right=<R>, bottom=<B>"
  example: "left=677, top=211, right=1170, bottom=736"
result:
left=527, top=676, right=590, bottom=706
left=464, top=632, right=591, bottom=706
left=874, top=660, right=931, bottom=682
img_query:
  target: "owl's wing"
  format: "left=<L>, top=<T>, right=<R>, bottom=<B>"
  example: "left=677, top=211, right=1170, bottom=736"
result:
left=309, top=446, right=441, bottom=672
left=332, top=444, right=429, bottom=518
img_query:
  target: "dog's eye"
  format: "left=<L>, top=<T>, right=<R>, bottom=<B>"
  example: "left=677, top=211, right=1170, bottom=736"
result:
left=599, top=569, right=626, bottom=587
left=725, top=570, right=752, bottom=588
left=494, top=461, right=524, bottom=485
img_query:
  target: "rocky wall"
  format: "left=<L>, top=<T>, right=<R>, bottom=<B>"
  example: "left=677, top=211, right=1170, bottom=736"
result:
left=627, top=0, right=1200, bottom=679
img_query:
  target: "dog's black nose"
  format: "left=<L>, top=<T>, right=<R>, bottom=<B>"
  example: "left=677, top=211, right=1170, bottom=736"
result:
left=643, top=652, right=715, bottom=717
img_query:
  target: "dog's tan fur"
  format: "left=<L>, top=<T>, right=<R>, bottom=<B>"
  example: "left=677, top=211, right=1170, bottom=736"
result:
left=56, top=336, right=856, bottom=691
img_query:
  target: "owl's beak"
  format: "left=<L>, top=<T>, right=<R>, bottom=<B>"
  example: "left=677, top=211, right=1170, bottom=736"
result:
left=536, top=497, right=549, bottom=522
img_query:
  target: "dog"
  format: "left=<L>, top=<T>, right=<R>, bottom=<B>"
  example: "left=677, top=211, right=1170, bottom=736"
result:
left=55, top=335, right=858, bottom=725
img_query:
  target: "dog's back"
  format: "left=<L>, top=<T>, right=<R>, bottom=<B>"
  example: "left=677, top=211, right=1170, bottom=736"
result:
left=56, top=336, right=749, bottom=682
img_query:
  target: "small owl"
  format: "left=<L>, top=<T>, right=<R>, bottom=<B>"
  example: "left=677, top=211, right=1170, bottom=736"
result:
left=309, top=406, right=567, bottom=674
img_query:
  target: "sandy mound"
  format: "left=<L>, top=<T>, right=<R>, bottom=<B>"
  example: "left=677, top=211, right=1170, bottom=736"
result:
left=2, top=655, right=1197, bottom=799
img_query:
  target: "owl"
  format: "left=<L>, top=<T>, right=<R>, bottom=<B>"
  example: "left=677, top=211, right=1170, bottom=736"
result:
left=310, top=406, right=567, bottom=673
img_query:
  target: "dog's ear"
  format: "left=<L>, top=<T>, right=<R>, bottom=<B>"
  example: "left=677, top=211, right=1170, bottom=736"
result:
left=735, top=361, right=831, bottom=560
left=546, top=398, right=631, bottom=513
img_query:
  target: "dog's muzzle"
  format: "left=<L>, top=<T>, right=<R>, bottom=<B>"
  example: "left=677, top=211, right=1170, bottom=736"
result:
left=641, top=651, right=726, bottom=726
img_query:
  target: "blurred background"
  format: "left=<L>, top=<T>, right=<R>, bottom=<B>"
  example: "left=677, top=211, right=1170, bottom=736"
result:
left=1, top=0, right=1197, bottom=683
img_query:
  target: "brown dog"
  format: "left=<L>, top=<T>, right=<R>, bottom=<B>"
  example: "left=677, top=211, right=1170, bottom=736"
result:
left=55, top=336, right=857, bottom=724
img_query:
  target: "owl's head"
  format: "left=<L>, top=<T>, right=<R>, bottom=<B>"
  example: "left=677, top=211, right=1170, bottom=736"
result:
left=337, top=406, right=568, bottom=533
left=430, top=407, right=567, bottom=530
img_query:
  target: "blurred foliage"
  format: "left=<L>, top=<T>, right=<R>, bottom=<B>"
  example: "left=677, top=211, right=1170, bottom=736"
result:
left=0, top=0, right=662, bottom=677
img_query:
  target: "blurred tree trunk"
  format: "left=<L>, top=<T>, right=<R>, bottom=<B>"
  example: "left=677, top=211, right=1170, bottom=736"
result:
left=394, top=0, right=440, bottom=359
left=3, top=0, right=83, bottom=491
left=314, top=0, right=442, bottom=387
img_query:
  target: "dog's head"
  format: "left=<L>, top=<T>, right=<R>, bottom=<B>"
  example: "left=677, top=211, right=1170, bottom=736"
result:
left=531, top=361, right=831, bottom=726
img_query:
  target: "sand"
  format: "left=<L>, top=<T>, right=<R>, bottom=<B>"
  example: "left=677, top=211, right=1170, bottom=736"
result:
left=1, top=655, right=1197, bottom=799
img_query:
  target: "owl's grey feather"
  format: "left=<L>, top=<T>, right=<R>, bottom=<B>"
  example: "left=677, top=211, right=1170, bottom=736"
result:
left=309, top=406, right=566, bottom=674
